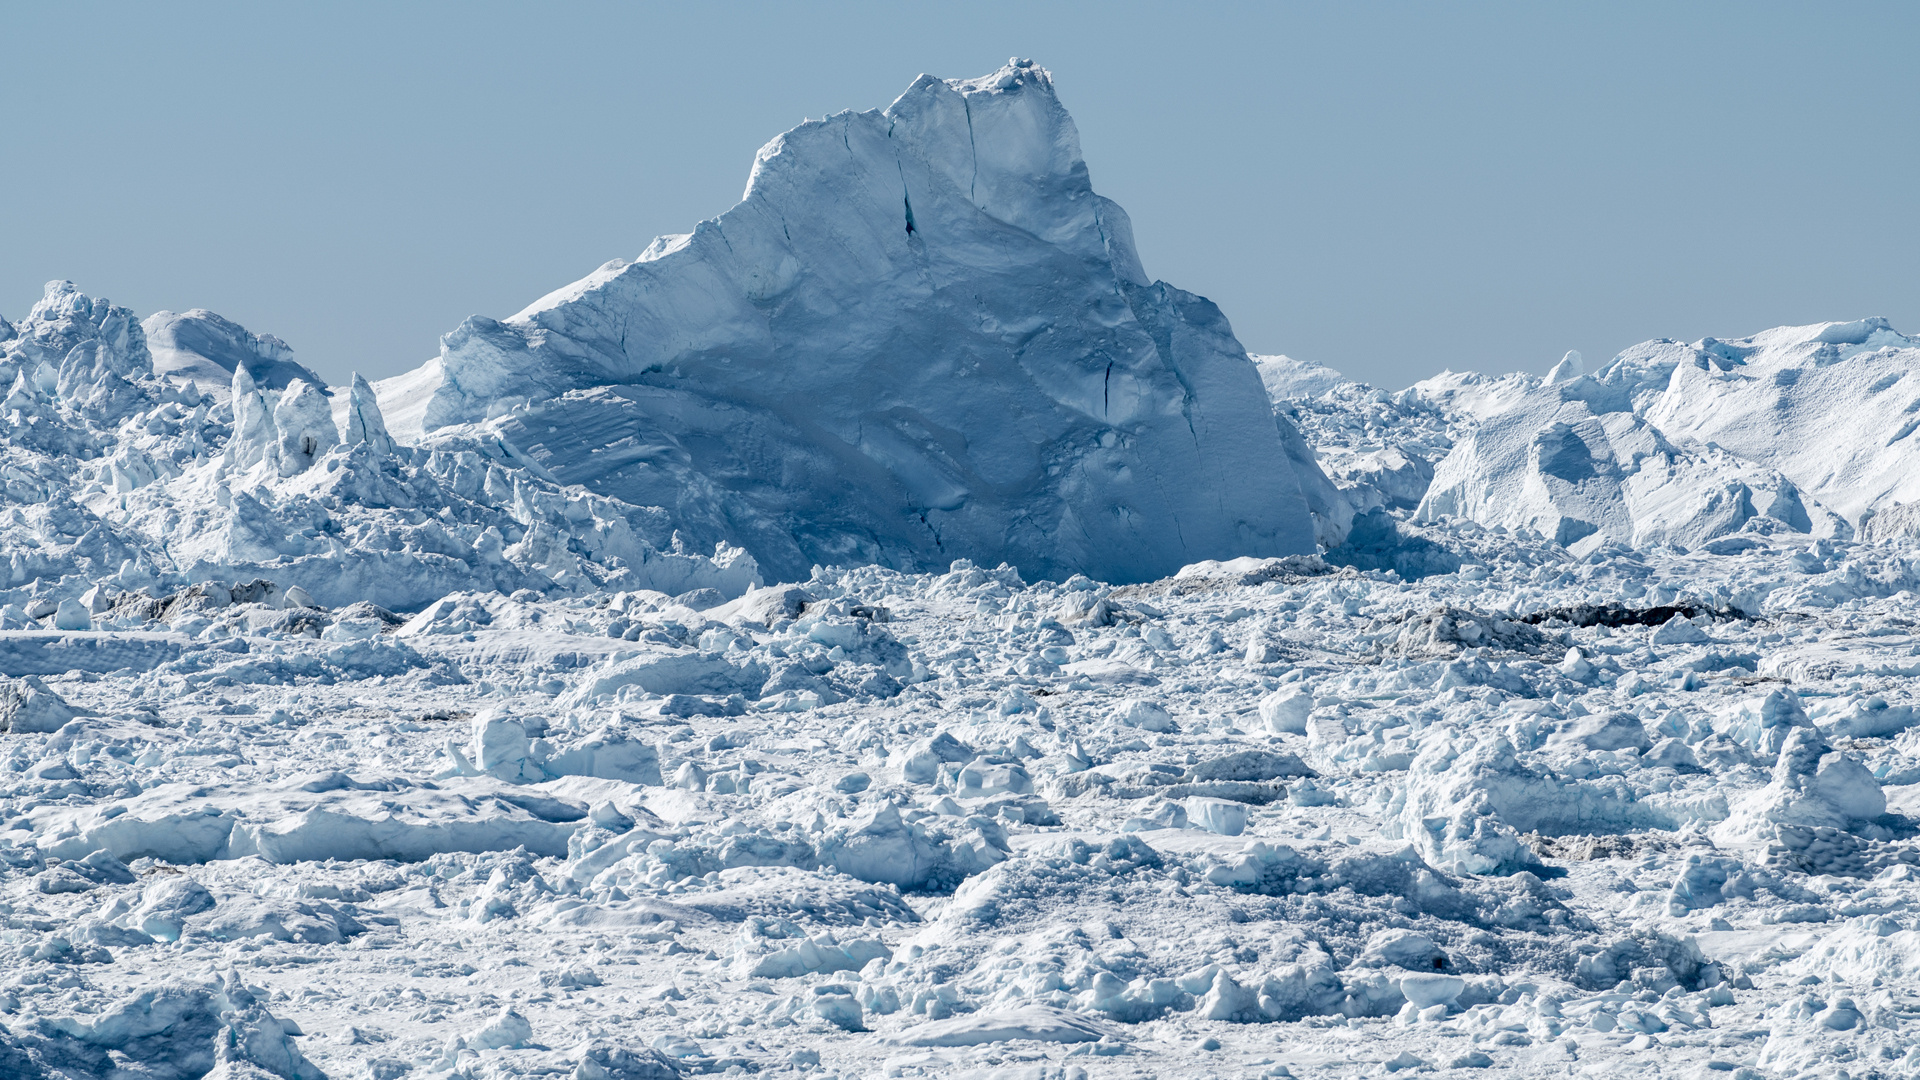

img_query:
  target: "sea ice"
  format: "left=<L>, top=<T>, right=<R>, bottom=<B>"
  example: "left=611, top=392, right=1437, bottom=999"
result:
left=3, top=58, right=1920, bottom=1080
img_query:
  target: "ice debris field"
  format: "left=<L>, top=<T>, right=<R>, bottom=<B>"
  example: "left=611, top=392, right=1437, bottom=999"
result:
left=6, top=59, right=1920, bottom=1080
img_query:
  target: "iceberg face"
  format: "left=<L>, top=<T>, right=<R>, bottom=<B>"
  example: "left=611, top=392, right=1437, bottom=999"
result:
left=1637, top=318, right=1920, bottom=527
left=1252, top=354, right=1352, bottom=401
left=418, top=60, right=1320, bottom=584
left=1417, top=379, right=1830, bottom=554
left=270, top=379, right=338, bottom=475
left=342, top=372, right=394, bottom=457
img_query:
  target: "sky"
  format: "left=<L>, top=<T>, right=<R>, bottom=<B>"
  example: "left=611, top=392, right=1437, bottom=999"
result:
left=3, top=2, right=1916, bottom=390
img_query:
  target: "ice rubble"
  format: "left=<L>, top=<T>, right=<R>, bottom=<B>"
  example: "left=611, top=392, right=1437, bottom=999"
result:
left=401, top=59, right=1323, bottom=585
left=0, top=278, right=758, bottom=612
left=5, top=532, right=1920, bottom=1077
left=5, top=62, right=1920, bottom=1080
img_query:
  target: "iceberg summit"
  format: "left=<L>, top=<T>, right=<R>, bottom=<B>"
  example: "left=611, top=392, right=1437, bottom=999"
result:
left=409, top=59, right=1324, bottom=584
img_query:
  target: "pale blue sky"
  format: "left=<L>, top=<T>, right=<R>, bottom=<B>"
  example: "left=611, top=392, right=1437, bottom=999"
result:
left=4, top=2, right=1915, bottom=389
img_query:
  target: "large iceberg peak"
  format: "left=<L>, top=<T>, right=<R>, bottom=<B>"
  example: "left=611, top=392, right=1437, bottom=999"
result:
left=415, top=61, right=1323, bottom=584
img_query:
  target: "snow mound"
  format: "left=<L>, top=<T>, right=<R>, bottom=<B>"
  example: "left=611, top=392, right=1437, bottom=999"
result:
left=410, top=60, right=1322, bottom=584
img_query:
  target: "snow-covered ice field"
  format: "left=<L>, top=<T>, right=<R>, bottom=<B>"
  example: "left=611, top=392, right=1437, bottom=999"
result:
left=6, top=60, right=1920, bottom=1080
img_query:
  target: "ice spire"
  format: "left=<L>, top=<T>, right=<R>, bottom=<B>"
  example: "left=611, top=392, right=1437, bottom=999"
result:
left=273, top=378, right=339, bottom=474
left=344, top=372, right=395, bottom=457
left=226, top=362, right=280, bottom=471
left=1543, top=350, right=1585, bottom=385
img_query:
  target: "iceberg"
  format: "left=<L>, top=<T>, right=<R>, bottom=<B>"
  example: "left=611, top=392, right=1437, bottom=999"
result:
left=1415, top=318, right=1920, bottom=551
left=406, top=60, right=1323, bottom=583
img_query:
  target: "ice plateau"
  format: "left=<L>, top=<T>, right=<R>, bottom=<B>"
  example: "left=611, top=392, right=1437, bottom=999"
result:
left=5, top=58, right=1920, bottom=1080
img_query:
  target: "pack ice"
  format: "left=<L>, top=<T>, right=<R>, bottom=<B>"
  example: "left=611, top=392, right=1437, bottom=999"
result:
left=5, top=60, right=1920, bottom=1080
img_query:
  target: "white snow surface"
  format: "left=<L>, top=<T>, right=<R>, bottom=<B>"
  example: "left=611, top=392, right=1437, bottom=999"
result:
left=7, top=60, right=1920, bottom=1080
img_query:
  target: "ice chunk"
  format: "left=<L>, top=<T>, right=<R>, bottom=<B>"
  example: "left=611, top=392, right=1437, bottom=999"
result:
left=888, top=1004, right=1112, bottom=1047
left=737, top=926, right=891, bottom=979
left=1713, top=726, right=1886, bottom=850
left=1361, top=928, right=1447, bottom=971
left=130, top=876, right=218, bottom=942
left=226, top=363, right=280, bottom=470
left=572, top=1042, right=684, bottom=1080
left=1398, top=973, right=1465, bottom=1008
left=195, top=894, right=365, bottom=944
left=815, top=802, right=1008, bottom=889
left=564, top=648, right=768, bottom=705
left=708, top=584, right=812, bottom=628
left=543, top=722, right=664, bottom=786
left=1189, top=797, right=1248, bottom=836
left=901, top=732, right=975, bottom=783
left=1716, top=689, right=1814, bottom=758
left=1123, top=801, right=1188, bottom=832
left=1545, top=712, right=1652, bottom=754
left=1257, top=686, right=1314, bottom=734
left=954, top=762, right=1033, bottom=798
left=3, top=980, right=322, bottom=1080
left=809, top=985, right=865, bottom=1031
left=0, top=675, right=82, bottom=733
left=271, top=379, right=338, bottom=475
left=1543, top=350, right=1584, bottom=385
left=468, top=1006, right=534, bottom=1050
left=1113, top=698, right=1175, bottom=732
left=1650, top=613, right=1709, bottom=645
left=342, top=371, right=395, bottom=456
left=469, top=708, right=542, bottom=783
left=53, top=597, right=93, bottom=631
